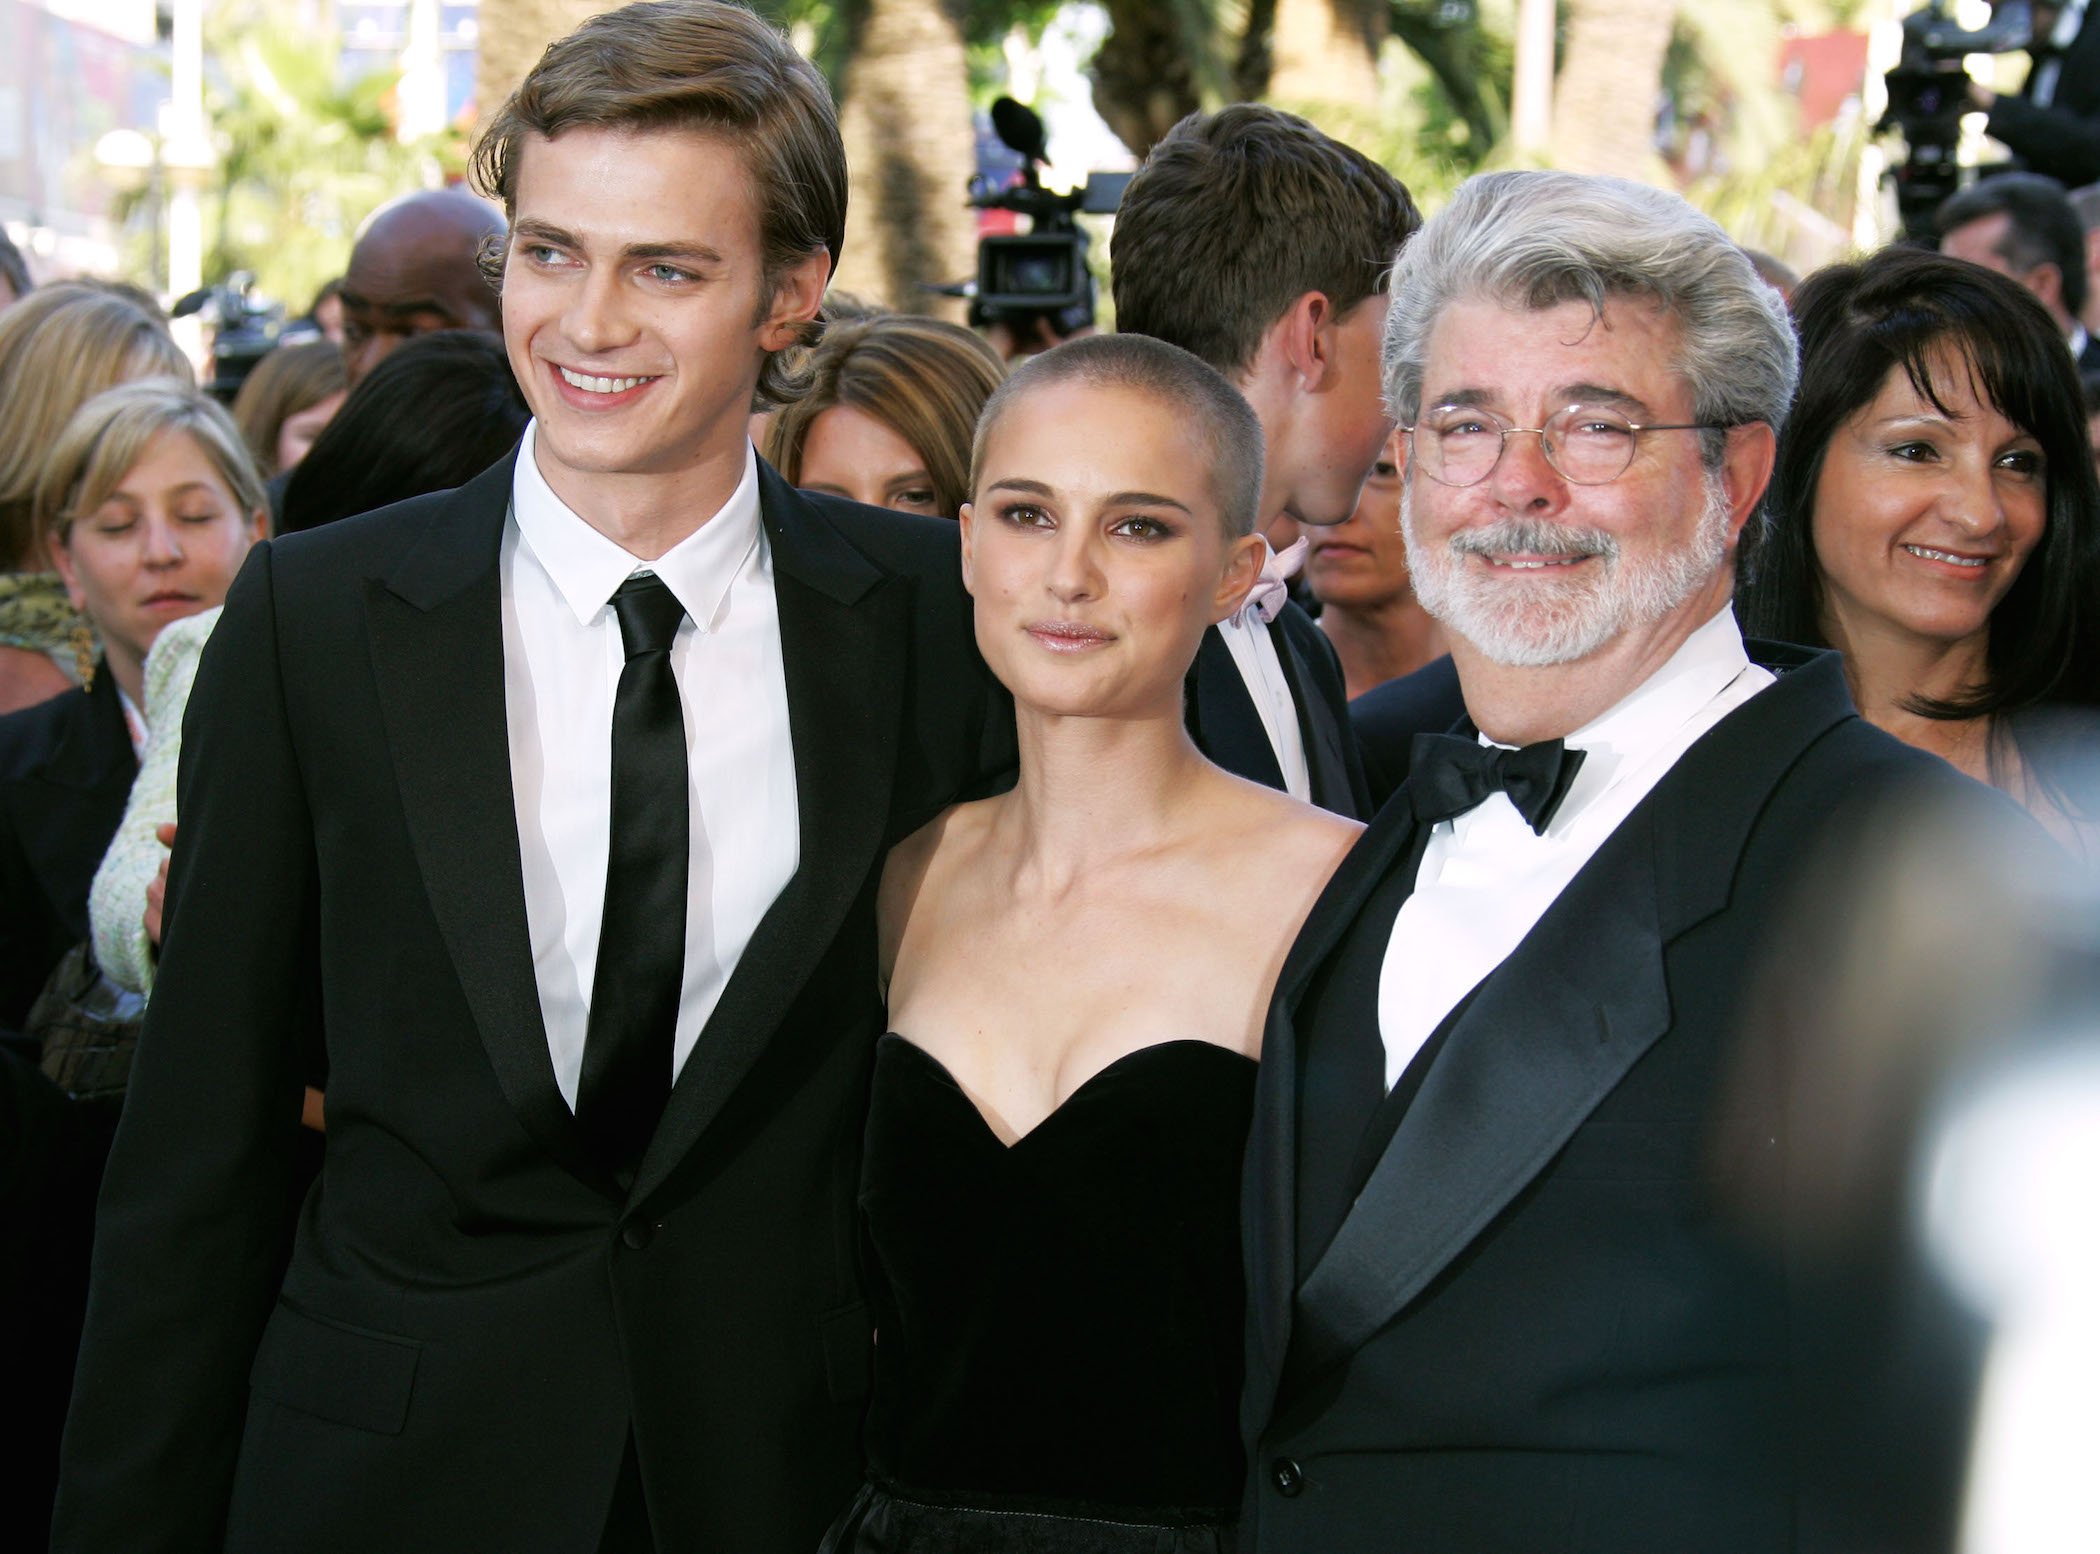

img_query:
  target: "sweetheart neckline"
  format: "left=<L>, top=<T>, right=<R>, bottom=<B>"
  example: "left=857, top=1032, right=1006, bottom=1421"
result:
left=878, top=1032, right=1256, bottom=1151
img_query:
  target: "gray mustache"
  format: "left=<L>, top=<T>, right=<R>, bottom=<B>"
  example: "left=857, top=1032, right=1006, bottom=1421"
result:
left=1446, top=520, right=1619, bottom=562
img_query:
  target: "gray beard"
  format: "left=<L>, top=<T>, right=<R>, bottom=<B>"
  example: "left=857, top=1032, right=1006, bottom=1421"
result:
left=1400, top=472, right=1732, bottom=668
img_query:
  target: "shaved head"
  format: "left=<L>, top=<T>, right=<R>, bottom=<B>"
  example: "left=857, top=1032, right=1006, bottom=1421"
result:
left=340, top=189, right=506, bottom=385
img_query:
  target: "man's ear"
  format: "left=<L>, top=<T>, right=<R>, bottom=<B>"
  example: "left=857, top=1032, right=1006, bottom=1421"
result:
left=958, top=501, right=977, bottom=596
left=1720, top=421, right=1778, bottom=547
left=1260, top=290, right=1339, bottom=395
left=758, top=249, right=832, bottom=353
left=2027, top=260, right=2067, bottom=318
left=1212, top=532, right=1268, bottom=623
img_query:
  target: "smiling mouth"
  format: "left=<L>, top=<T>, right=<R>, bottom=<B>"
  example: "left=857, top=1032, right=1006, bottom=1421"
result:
left=1903, top=544, right=1990, bottom=570
left=556, top=365, right=657, bottom=395
left=1482, top=554, right=1589, bottom=571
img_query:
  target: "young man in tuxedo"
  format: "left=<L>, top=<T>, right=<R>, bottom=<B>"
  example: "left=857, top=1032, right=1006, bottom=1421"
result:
left=53, top=6, right=1007, bottom=1551
left=1242, top=172, right=2004, bottom=1552
left=1111, top=106, right=1419, bottom=818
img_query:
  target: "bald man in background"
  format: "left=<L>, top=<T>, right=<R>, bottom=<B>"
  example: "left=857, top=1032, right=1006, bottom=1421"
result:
left=338, top=188, right=506, bottom=385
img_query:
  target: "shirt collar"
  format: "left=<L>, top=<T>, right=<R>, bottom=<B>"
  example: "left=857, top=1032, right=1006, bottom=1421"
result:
left=1484, top=605, right=1753, bottom=819
left=2071, top=323, right=2090, bottom=361
left=509, top=419, right=763, bottom=633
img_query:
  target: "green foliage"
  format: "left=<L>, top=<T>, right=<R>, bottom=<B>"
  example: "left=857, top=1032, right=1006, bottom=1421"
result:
left=199, top=10, right=462, bottom=310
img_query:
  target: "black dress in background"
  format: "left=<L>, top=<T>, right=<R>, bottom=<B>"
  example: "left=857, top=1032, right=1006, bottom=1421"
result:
left=823, top=1032, right=1257, bottom=1553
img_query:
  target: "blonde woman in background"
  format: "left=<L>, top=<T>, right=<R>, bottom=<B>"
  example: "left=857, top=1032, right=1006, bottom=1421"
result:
left=766, top=314, right=1006, bottom=518
left=0, top=283, right=192, bottom=713
left=0, top=381, right=263, bottom=1036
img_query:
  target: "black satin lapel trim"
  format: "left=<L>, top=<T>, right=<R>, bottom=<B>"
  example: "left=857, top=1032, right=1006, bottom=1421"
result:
left=1242, top=799, right=1428, bottom=1437
left=1272, top=618, right=1354, bottom=815
left=366, top=503, right=611, bottom=1197
left=1188, top=624, right=1287, bottom=792
left=1281, top=647, right=1863, bottom=1383
left=1290, top=839, right=1670, bottom=1383
left=627, top=555, right=906, bottom=1207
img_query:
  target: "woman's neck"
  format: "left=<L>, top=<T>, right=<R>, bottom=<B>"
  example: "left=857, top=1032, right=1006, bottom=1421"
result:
left=105, top=645, right=145, bottom=712
left=994, top=699, right=1214, bottom=895
left=1318, top=597, right=1444, bottom=700
left=1826, top=607, right=1994, bottom=780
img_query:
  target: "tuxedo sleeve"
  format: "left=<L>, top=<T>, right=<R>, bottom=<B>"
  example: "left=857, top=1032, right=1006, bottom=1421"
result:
left=54, top=541, right=318, bottom=1552
left=1987, top=95, right=2100, bottom=187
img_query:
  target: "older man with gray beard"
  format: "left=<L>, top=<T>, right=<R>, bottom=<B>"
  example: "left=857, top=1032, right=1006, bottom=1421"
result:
left=1240, top=171, right=2015, bottom=1554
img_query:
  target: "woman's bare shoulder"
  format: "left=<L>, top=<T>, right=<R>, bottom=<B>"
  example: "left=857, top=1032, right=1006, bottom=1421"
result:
left=1215, top=777, right=1364, bottom=865
left=878, top=797, right=1003, bottom=982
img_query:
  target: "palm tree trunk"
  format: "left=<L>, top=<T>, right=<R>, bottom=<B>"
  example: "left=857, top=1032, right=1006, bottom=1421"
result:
left=1510, top=0, right=1556, bottom=156
left=1264, top=0, right=1385, bottom=112
left=1091, top=0, right=1207, bottom=160
left=1549, top=0, right=1678, bottom=180
left=830, top=0, right=976, bottom=317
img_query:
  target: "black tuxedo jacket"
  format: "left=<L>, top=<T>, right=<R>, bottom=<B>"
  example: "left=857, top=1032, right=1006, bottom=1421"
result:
left=1988, top=6, right=2100, bottom=185
left=0, top=670, right=135, bottom=1032
left=54, top=453, right=1012, bottom=1554
left=1187, top=601, right=1369, bottom=818
left=1347, top=652, right=1465, bottom=811
left=1242, top=648, right=2005, bottom=1553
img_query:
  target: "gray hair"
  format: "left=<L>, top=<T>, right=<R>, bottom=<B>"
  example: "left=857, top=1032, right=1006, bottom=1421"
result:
left=1382, top=171, right=1798, bottom=464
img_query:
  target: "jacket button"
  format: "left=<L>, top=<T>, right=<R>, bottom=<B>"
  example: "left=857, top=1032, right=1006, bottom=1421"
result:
left=620, top=1221, right=654, bottom=1251
left=1271, top=1457, right=1304, bottom=1497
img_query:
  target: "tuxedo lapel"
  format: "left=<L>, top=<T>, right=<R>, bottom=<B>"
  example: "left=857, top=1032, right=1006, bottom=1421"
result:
left=1290, top=832, right=1671, bottom=1384
left=629, top=467, right=906, bottom=1205
left=1271, top=616, right=1354, bottom=814
left=1242, top=798, right=1428, bottom=1437
left=366, top=454, right=615, bottom=1193
left=1188, top=624, right=1286, bottom=791
left=1285, top=648, right=1862, bottom=1388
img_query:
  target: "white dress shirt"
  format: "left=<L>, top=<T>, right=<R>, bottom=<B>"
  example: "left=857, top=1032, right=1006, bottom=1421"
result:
left=1216, top=610, right=1312, bottom=802
left=1376, top=608, right=1773, bottom=1088
left=502, top=422, right=800, bottom=1108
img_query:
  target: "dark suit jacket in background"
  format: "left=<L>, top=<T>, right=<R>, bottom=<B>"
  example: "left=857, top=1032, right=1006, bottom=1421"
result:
left=1347, top=653, right=1465, bottom=811
left=1987, top=5, right=2100, bottom=187
left=0, top=671, right=135, bottom=1031
left=54, top=452, right=1012, bottom=1554
left=1243, top=648, right=2004, bottom=1554
left=1187, top=601, right=1369, bottom=819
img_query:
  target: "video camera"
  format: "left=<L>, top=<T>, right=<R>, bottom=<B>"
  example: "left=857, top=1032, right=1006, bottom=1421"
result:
left=941, top=98, right=1129, bottom=342
left=1879, top=0, right=2035, bottom=239
left=173, top=271, right=290, bottom=401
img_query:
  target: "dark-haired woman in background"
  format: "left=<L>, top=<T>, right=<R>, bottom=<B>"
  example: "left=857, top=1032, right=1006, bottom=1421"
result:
left=1739, top=245, right=2100, bottom=848
left=279, top=328, right=529, bottom=534
left=765, top=315, right=1004, bottom=519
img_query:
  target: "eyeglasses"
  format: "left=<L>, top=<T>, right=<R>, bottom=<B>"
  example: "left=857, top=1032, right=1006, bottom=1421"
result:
left=1403, top=402, right=1731, bottom=487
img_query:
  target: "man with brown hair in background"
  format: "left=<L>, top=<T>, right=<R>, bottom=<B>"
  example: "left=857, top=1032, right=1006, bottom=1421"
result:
left=53, top=5, right=1008, bottom=1550
left=1112, top=105, right=1420, bottom=816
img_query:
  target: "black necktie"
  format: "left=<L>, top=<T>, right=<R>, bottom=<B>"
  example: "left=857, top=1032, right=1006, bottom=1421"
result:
left=577, top=573, right=689, bottom=1172
left=1406, top=732, right=1587, bottom=835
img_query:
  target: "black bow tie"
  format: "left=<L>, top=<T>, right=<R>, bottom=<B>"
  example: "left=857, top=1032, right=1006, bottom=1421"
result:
left=1407, top=732, right=1588, bottom=836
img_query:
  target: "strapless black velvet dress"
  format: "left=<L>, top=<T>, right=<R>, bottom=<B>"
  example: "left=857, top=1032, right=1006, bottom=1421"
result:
left=820, top=1032, right=1258, bottom=1553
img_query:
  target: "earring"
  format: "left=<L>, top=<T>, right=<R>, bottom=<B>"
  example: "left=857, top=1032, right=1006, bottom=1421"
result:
left=70, top=622, right=95, bottom=694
